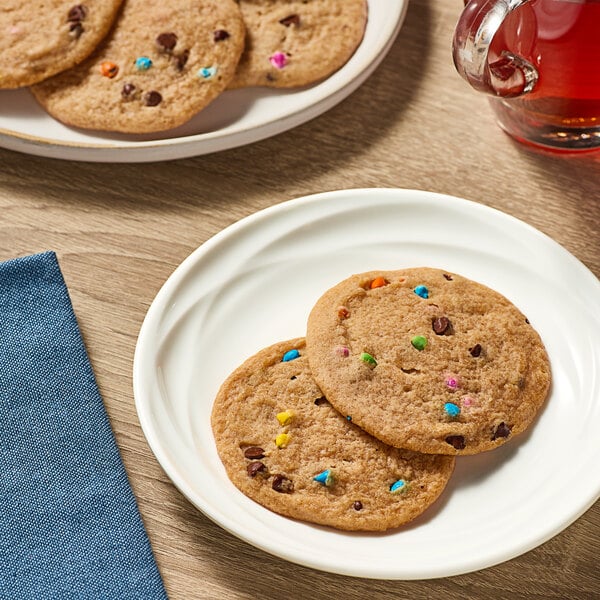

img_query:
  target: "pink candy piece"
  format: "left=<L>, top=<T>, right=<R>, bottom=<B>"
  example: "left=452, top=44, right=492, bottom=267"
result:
left=462, top=396, right=475, bottom=407
left=334, top=346, right=350, bottom=357
left=269, top=52, right=288, bottom=69
left=445, top=375, right=460, bottom=390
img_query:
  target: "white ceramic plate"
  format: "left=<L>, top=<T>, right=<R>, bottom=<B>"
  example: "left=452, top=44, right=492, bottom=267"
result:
left=133, top=188, right=600, bottom=579
left=0, top=0, right=407, bottom=163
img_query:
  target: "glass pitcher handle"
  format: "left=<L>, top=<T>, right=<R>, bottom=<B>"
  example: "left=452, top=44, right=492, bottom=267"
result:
left=453, top=0, right=539, bottom=98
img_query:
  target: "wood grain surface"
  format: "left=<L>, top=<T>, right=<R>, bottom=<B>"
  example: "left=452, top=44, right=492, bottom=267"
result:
left=0, top=1, right=598, bottom=598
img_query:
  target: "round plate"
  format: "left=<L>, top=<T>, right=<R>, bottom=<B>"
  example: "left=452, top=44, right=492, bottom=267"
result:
left=0, top=0, right=407, bottom=163
left=133, top=188, right=600, bottom=579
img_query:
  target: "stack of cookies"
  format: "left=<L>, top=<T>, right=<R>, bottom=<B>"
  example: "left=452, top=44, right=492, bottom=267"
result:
left=211, top=267, right=551, bottom=531
left=0, top=0, right=368, bottom=133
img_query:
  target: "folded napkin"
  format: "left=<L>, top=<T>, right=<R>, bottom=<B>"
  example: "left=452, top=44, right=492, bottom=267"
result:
left=0, top=252, right=167, bottom=600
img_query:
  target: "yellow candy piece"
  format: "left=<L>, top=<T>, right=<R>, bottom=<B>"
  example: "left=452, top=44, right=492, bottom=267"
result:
left=275, top=433, right=290, bottom=448
left=276, top=410, right=294, bottom=426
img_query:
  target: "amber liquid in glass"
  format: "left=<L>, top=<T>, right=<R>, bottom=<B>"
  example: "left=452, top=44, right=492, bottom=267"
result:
left=489, top=0, right=600, bottom=147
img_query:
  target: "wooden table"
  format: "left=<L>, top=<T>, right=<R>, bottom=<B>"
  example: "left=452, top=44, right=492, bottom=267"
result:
left=1, top=1, right=598, bottom=598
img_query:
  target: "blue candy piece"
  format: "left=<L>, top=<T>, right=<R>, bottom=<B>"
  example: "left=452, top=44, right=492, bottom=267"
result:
left=390, top=479, right=407, bottom=494
left=282, top=349, right=300, bottom=362
left=413, top=285, right=429, bottom=299
left=135, top=56, right=152, bottom=70
left=444, top=402, right=461, bottom=418
left=313, top=469, right=334, bottom=486
left=198, top=66, right=217, bottom=79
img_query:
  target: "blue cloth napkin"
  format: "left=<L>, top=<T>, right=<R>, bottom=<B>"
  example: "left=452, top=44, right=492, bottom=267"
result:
left=0, top=252, right=168, bottom=600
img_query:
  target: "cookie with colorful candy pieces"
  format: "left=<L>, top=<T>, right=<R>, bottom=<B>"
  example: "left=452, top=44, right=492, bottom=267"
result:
left=0, top=1, right=123, bottom=88
left=31, top=0, right=245, bottom=133
left=211, top=338, right=454, bottom=531
left=229, top=0, right=368, bottom=89
left=305, top=268, right=551, bottom=455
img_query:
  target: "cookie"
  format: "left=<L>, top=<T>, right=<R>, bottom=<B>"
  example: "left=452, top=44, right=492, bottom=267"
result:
left=306, top=268, right=551, bottom=455
left=0, top=1, right=123, bottom=89
left=229, top=0, right=367, bottom=89
left=211, top=338, right=455, bottom=531
left=31, top=0, right=245, bottom=133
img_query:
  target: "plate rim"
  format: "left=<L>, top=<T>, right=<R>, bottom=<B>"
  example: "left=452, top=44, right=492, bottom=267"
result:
left=0, top=0, right=408, bottom=163
left=133, top=187, right=600, bottom=579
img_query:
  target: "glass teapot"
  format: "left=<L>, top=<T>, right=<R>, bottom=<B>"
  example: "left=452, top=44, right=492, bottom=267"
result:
left=453, top=0, right=600, bottom=151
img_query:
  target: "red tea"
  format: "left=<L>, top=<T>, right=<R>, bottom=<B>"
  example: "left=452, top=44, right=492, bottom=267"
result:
left=489, top=0, right=600, bottom=127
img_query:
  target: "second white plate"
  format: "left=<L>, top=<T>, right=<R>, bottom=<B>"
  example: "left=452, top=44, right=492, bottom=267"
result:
left=133, top=188, right=600, bottom=579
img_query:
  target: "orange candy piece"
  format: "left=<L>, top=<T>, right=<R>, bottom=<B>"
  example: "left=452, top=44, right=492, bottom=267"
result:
left=100, top=61, right=119, bottom=78
left=370, top=276, right=388, bottom=289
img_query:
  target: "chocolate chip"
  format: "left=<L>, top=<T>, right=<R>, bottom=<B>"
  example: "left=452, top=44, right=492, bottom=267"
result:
left=492, top=422, right=511, bottom=440
left=445, top=435, right=466, bottom=450
left=69, top=22, right=84, bottom=38
left=121, top=83, right=136, bottom=100
left=213, top=29, right=230, bottom=42
left=469, top=343, right=482, bottom=357
left=272, top=474, right=294, bottom=493
left=290, top=375, right=297, bottom=380
left=525, top=317, right=530, bottom=324
left=443, top=274, right=453, bottom=281
left=279, top=14, right=300, bottom=27
left=314, top=396, right=328, bottom=406
left=243, top=446, right=265, bottom=460
left=432, top=316, right=451, bottom=335
left=174, top=49, right=190, bottom=71
left=68, top=4, right=87, bottom=22
left=156, top=32, right=178, bottom=51
left=247, top=461, right=266, bottom=477
left=143, top=91, right=162, bottom=106
left=352, top=501, right=363, bottom=511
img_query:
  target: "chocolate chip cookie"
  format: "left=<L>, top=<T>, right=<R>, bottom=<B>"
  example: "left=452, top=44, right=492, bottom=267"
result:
left=306, top=268, right=551, bottom=455
left=211, top=338, right=455, bottom=531
left=229, top=0, right=368, bottom=88
left=0, top=1, right=123, bottom=88
left=31, top=0, right=245, bottom=133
